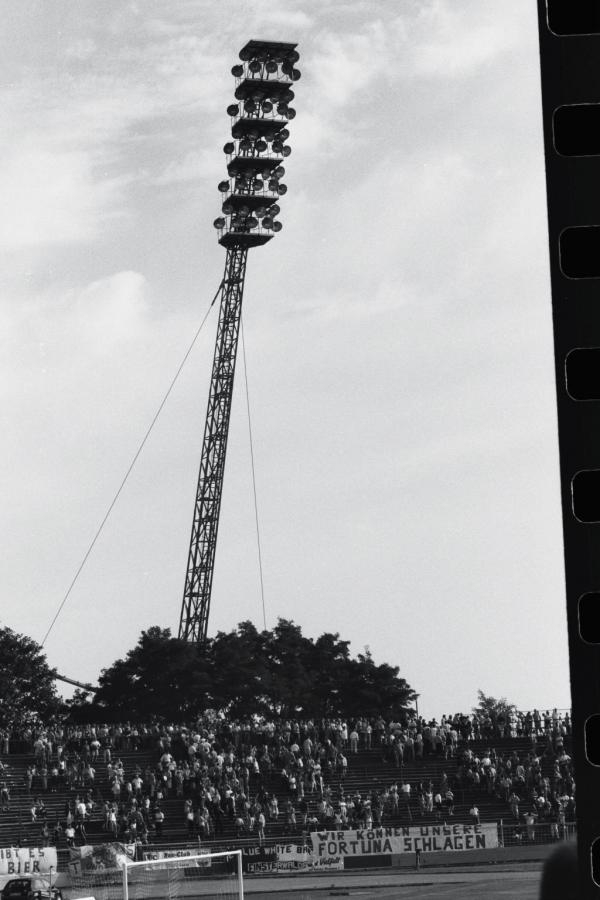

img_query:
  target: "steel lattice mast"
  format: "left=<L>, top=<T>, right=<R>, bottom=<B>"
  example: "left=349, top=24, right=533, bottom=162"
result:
left=179, top=39, right=301, bottom=642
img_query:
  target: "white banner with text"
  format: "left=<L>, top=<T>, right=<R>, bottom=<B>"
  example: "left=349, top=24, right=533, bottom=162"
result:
left=0, top=847, right=58, bottom=876
left=310, top=824, right=498, bottom=857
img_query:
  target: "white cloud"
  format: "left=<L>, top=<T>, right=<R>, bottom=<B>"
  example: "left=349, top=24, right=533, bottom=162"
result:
left=65, top=39, right=97, bottom=61
left=68, top=271, right=149, bottom=351
left=266, top=9, right=313, bottom=29
left=411, top=1, right=523, bottom=77
left=0, top=142, right=129, bottom=250
left=153, top=148, right=220, bottom=185
left=312, top=20, right=391, bottom=107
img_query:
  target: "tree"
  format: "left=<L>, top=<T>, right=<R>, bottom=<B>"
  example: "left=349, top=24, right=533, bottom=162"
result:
left=473, top=689, right=517, bottom=721
left=209, top=620, right=272, bottom=718
left=338, top=647, right=416, bottom=719
left=91, top=627, right=213, bottom=721
left=77, top=619, right=418, bottom=722
left=0, top=626, right=61, bottom=728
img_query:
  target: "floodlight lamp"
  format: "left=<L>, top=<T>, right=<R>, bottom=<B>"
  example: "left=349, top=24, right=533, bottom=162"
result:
left=231, top=65, right=244, bottom=77
left=266, top=60, right=278, bottom=74
left=252, top=91, right=265, bottom=102
left=239, top=205, right=250, bottom=217
left=240, top=138, right=252, bottom=152
left=276, top=102, right=288, bottom=115
left=272, top=221, right=283, bottom=232
left=249, top=60, right=261, bottom=74
left=239, top=48, right=252, bottom=61
left=256, top=206, right=267, bottom=217
left=291, top=69, right=301, bottom=81
left=268, top=179, right=279, bottom=191
left=223, top=142, right=235, bottom=155
left=282, top=88, right=294, bottom=103
left=279, top=128, right=290, bottom=140
left=218, top=180, right=230, bottom=192
left=256, top=140, right=267, bottom=153
left=275, top=165, right=285, bottom=177
left=277, top=183, right=288, bottom=195
left=262, top=216, right=273, bottom=228
left=213, top=217, right=226, bottom=229
left=282, top=146, right=292, bottom=157
left=289, top=50, right=300, bottom=64
left=247, top=216, right=258, bottom=229
left=286, top=107, right=296, bottom=119
left=261, top=166, right=272, bottom=179
left=247, top=130, right=259, bottom=142
left=244, top=100, right=256, bottom=114
left=227, top=104, right=240, bottom=117
left=222, top=202, right=234, bottom=214
left=262, top=100, right=273, bottom=113
left=253, top=178, right=263, bottom=190
left=269, top=203, right=281, bottom=215
left=281, top=61, right=293, bottom=75
left=272, top=140, right=283, bottom=153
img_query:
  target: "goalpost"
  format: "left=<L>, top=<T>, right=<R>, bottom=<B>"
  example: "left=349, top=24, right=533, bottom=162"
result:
left=120, top=849, right=244, bottom=900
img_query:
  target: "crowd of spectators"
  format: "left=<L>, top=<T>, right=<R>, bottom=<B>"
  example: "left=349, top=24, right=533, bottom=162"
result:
left=0, top=708, right=574, bottom=850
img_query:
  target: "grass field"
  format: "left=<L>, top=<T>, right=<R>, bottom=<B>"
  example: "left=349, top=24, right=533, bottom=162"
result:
left=63, top=861, right=545, bottom=899
left=242, top=863, right=542, bottom=899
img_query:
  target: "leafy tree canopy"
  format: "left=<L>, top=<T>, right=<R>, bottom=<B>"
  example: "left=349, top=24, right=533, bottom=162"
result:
left=0, top=625, right=61, bottom=728
left=73, top=619, right=417, bottom=723
left=473, top=689, right=517, bottom=721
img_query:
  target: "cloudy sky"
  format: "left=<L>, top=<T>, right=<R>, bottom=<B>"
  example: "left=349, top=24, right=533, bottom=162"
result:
left=1, top=0, right=570, bottom=719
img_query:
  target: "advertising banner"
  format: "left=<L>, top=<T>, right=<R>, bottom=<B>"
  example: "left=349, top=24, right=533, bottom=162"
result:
left=242, top=846, right=277, bottom=873
left=310, top=824, right=498, bottom=857
left=67, top=843, right=135, bottom=877
left=0, top=847, right=57, bottom=877
left=273, top=843, right=312, bottom=871
left=243, top=843, right=343, bottom=873
left=142, top=849, right=211, bottom=869
left=309, top=854, right=345, bottom=870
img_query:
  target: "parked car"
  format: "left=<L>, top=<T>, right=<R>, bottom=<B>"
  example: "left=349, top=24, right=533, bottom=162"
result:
left=1, top=879, right=62, bottom=900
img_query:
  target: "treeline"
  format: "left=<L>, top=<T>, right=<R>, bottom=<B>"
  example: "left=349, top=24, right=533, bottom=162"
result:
left=0, top=621, right=417, bottom=726
left=69, top=619, right=417, bottom=723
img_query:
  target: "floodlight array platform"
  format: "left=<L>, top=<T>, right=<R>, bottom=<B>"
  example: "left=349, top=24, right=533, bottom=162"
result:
left=213, top=39, right=300, bottom=248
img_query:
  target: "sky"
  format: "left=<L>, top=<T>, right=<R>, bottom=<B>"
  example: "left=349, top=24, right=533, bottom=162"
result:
left=0, top=0, right=571, bottom=720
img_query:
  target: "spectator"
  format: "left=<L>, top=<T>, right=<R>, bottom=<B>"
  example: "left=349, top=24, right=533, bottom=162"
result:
left=154, top=805, right=164, bottom=838
left=509, top=791, right=521, bottom=821
left=75, top=821, right=87, bottom=846
left=525, top=810, right=538, bottom=842
left=53, top=821, right=63, bottom=845
left=400, top=781, right=411, bottom=819
left=257, top=810, right=266, bottom=845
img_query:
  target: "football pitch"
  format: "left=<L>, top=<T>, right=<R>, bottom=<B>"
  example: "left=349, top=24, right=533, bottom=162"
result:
left=242, top=863, right=541, bottom=899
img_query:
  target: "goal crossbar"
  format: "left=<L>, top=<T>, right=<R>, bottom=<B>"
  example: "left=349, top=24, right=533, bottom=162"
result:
left=121, top=849, right=243, bottom=900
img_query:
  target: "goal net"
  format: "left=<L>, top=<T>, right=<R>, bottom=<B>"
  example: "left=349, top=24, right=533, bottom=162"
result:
left=122, top=850, right=243, bottom=900
left=67, top=849, right=243, bottom=900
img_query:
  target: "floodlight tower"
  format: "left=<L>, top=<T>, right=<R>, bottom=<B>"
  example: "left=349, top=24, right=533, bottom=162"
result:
left=178, top=39, right=301, bottom=642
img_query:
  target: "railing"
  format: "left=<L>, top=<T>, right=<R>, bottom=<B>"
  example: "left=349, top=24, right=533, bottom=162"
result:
left=498, top=819, right=576, bottom=847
